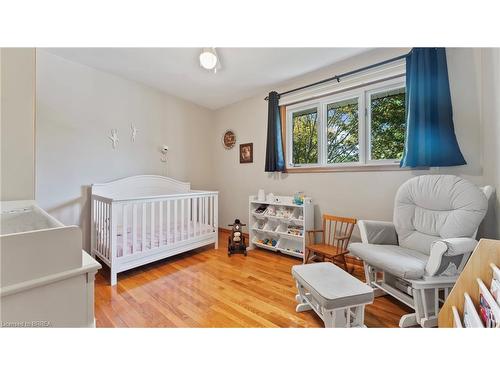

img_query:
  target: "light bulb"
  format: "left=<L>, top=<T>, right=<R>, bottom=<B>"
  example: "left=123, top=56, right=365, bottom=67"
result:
left=199, top=50, right=218, bottom=70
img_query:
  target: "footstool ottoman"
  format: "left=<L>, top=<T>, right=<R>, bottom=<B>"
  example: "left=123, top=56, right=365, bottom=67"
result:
left=292, top=262, right=374, bottom=328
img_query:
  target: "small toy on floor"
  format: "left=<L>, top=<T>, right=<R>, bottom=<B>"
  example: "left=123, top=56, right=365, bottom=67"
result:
left=228, top=219, right=247, bottom=256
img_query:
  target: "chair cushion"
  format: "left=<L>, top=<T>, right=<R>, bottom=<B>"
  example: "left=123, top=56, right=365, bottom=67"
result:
left=349, top=243, right=429, bottom=279
left=393, top=175, right=488, bottom=255
left=292, top=262, right=373, bottom=310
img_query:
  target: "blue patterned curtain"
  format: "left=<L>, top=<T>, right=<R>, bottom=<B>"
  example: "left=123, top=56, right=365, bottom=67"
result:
left=265, top=91, right=285, bottom=172
left=400, top=48, right=466, bottom=167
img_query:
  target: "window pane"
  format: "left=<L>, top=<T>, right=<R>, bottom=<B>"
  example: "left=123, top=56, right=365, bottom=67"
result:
left=292, top=107, right=318, bottom=164
left=326, top=98, right=359, bottom=164
left=370, top=88, right=406, bottom=160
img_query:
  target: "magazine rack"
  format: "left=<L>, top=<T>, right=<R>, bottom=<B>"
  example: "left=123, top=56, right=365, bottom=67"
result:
left=438, top=239, right=500, bottom=327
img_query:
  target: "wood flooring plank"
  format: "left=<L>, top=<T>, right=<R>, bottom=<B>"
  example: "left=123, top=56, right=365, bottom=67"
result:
left=94, top=232, right=412, bottom=327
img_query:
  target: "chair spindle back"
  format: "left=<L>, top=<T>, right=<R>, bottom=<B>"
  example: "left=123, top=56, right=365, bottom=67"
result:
left=322, top=214, right=357, bottom=252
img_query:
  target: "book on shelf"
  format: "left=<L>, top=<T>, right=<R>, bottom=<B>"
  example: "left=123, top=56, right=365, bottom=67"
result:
left=491, top=263, right=500, bottom=304
left=463, top=292, right=484, bottom=328
left=452, top=306, right=463, bottom=328
left=477, top=278, right=500, bottom=328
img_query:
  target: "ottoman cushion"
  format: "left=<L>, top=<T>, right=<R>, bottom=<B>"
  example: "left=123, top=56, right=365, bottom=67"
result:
left=292, top=262, right=373, bottom=310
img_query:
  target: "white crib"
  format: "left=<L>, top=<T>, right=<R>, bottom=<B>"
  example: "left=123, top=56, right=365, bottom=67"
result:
left=90, top=175, right=218, bottom=285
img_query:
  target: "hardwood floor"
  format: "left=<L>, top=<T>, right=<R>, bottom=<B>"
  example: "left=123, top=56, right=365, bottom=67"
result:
left=94, top=232, right=412, bottom=327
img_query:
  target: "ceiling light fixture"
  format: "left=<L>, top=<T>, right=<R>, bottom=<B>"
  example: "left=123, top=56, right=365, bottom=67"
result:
left=199, top=48, right=221, bottom=73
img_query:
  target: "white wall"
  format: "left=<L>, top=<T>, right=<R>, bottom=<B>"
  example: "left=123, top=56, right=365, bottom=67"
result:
left=31, top=47, right=500, bottom=252
left=481, top=48, right=500, bottom=238
left=211, top=48, right=491, bottom=240
left=36, top=51, right=214, bottom=251
left=0, top=48, right=36, bottom=201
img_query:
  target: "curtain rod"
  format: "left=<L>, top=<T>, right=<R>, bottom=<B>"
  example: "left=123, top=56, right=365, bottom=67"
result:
left=264, top=51, right=411, bottom=101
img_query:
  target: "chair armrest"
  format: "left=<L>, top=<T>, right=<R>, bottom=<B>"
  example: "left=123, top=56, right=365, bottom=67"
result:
left=358, top=220, right=398, bottom=245
left=425, top=238, right=478, bottom=276
left=433, top=237, right=478, bottom=256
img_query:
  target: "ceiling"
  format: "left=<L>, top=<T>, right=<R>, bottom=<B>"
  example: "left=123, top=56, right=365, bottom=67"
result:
left=44, top=48, right=369, bottom=109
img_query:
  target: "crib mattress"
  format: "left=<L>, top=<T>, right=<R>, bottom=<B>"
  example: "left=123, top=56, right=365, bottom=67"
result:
left=97, top=222, right=214, bottom=257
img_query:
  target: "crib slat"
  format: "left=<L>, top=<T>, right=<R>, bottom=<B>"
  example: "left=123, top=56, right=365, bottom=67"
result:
left=209, top=196, right=213, bottom=228
left=132, top=204, right=138, bottom=253
left=214, top=194, right=218, bottom=236
left=97, top=201, right=101, bottom=256
left=142, top=203, right=146, bottom=251
left=159, top=201, right=164, bottom=246
left=198, top=197, right=203, bottom=236
left=204, top=196, right=208, bottom=234
left=200, top=197, right=204, bottom=234
left=110, top=203, right=117, bottom=261
left=200, top=197, right=204, bottom=236
left=186, top=198, right=189, bottom=239
left=151, top=201, right=155, bottom=248
left=167, top=200, right=171, bottom=245
left=181, top=199, right=185, bottom=241
left=104, top=202, right=108, bottom=257
left=193, top=197, right=198, bottom=237
left=199, top=197, right=203, bottom=236
left=91, top=200, right=96, bottom=254
left=94, top=200, right=101, bottom=258
left=102, top=203, right=108, bottom=258
left=105, top=203, right=111, bottom=259
left=100, top=201, right=105, bottom=254
left=99, top=201, right=102, bottom=256
left=187, top=198, right=191, bottom=239
left=174, top=200, right=178, bottom=243
left=122, top=204, right=128, bottom=255
left=199, top=197, right=202, bottom=235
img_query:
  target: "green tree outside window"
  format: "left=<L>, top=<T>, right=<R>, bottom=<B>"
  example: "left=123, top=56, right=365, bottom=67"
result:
left=370, top=89, right=406, bottom=160
left=327, top=98, right=359, bottom=163
left=292, top=108, right=318, bottom=164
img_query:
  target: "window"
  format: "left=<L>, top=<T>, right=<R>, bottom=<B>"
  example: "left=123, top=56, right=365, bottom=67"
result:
left=326, top=98, right=359, bottom=164
left=292, top=107, right=319, bottom=164
left=369, top=87, right=406, bottom=161
left=286, top=78, right=406, bottom=170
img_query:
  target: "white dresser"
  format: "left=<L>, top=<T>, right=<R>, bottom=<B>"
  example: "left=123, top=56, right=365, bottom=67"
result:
left=0, top=201, right=101, bottom=328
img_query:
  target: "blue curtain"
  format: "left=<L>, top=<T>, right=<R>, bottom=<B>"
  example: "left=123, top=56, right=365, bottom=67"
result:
left=265, top=91, right=285, bottom=172
left=400, top=48, right=466, bottom=167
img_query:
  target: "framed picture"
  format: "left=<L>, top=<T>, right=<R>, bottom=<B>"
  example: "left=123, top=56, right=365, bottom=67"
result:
left=239, top=143, right=253, bottom=163
left=222, top=130, right=236, bottom=149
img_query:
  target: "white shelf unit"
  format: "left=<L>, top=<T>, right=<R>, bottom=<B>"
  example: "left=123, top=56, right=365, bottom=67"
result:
left=248, top=195, right=314, bottom=259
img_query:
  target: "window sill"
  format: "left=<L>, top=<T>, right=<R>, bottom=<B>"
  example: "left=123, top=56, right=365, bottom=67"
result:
left=284, top=164, right=425, bottom=174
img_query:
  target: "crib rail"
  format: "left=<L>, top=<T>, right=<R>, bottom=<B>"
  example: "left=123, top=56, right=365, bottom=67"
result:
left=91, top=191, right=218, bottom=264
left=91, top=195, right=112, bottom=265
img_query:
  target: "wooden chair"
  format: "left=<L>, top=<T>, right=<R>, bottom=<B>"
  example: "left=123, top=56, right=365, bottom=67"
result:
left=305, top=214, right=357, bottom=271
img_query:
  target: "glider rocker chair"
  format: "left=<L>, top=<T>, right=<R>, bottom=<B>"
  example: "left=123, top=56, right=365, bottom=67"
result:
left=348, top=175, right=493, bottom=328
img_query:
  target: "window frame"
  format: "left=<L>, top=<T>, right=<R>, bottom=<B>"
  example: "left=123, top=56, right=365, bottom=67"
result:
left=285, top=76, right=406, bottom=171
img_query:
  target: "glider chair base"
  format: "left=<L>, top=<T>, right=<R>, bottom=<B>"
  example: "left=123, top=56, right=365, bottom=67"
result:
left=363, top=263, right=455, bottom=328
